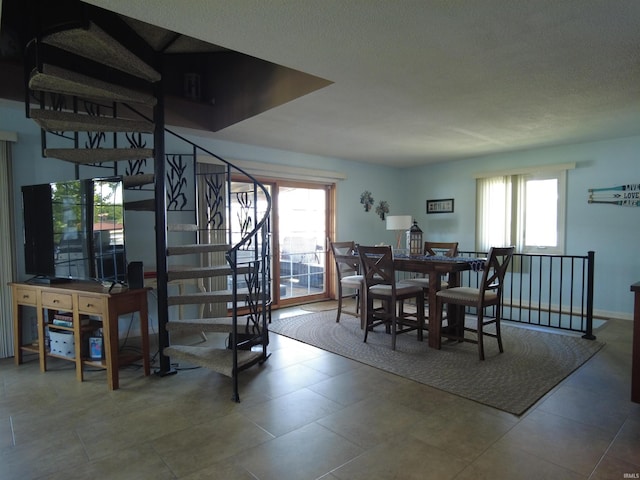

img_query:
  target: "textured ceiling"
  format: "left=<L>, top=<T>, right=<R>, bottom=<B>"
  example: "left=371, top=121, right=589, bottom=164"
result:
left=34, top=1, right=640, bottom=166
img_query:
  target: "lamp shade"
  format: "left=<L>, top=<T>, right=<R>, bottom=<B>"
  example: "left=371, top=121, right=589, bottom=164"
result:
left=386, top=215, right=412, bottom=231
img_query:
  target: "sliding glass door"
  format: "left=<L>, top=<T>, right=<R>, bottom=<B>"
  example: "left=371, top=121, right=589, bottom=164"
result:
left=232, top=178, right=332, bottom=308
left=277, top=184, right=328, bottom=305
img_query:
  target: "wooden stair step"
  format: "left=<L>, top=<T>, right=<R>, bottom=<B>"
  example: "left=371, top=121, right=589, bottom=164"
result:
left=168, top=265, right=243, bottom=281
left=30, top=109, right=154, bottom=133
left=44, top=148, right=153, bottom=164
left=167, top=243, right=230, bottom=256
left=168, top=290, right=245, bottom=306
left=123, top=174, right=155, bottom=188
left=163, top=345, right=263, bottom=378
left=42, top=22, right=161, bottom=83
left=29, top=64, right=157, bottom=106
left=166, top=317, right=236, bottom=333
left=125, top=199, right=155, bottom=211
left=168, top=290, right=268, bottom=307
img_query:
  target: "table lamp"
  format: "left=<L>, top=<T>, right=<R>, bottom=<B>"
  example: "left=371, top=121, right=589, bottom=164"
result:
left=386, top=215, right=413, bottom=250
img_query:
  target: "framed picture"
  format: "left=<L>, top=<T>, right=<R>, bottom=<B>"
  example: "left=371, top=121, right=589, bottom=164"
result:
left=426, top=198, right=454, bottom=214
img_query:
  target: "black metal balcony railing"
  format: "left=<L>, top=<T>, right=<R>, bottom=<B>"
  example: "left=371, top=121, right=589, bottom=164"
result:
left=442, top=251, right=596, bottom=339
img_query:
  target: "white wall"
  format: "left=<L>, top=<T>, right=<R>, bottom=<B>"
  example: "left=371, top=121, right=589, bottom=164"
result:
left=3, top=99, right=638, bottom=317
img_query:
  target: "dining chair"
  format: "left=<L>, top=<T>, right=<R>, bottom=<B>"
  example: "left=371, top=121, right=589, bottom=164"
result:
left=404, top=241, right=459, bottom=326
left=358, top=245, right=425, bottom=350
left=329, top=240, right=364, bottom=327
left=405, top=241, right=459, bottom=289
left=433, top=246, right=514, bottom=360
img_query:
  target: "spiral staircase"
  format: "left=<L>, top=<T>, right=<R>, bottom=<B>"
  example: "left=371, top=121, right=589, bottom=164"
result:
left=23, top=4, right=272, bottom=401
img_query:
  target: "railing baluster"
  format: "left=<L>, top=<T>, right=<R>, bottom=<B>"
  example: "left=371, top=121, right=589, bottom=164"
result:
left=548, top=256, right=553, bottom=327
left=569, top=257, right=575, bottom=329
left=584, top=251, right=596, bottom=339
left=458, top=250, right=595, bottom=338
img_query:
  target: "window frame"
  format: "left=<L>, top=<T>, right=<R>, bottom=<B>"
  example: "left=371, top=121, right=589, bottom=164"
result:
left=475, top=164, right=572, bottom=255
left=520, top=170, right=566, bottom=255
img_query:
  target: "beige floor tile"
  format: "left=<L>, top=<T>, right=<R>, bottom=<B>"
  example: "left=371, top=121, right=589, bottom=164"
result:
left=497, top=409, right=614, bottom=476
left=537, top=383, right=632, bottom=434
left=77, top=401, right=195, bottom=460
left=317, top=396, right=423, bottom=450
left=45, top=443, right=175, bottom=480
left=233, top=422, right=363, bottom=480
left=239, top=362, right=331, bottom=399
left=607, top=418, right=640, bottom=468
left=300, top=350, right=364, bottom=377
left=308, top=364, right=404, bottom=406
left=180, top=457, right=258, bottom=480
left=332, top=432, right=468, bottom=480
left=376, top=377, right=468, bottom=415
left=0, top=429, right=88, bottom=479
left=0, top=416, right=14, bottom=449
left=454, top=441, right=586, bottom=480
left=589, top=453, right=640, bottom=480
left=151, top=411, right=274, bottom=477
left=407, top=403, right=517, bottom=462
left=240, top=386, right=344, bottom=437
left=256, top=338, right=325, bottom=371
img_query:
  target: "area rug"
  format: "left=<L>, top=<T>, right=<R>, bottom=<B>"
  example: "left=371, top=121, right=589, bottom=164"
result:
left=300, top=298, right=359, bottom=313
left=300, top=300, right=341, bottom=312
left=269, top=311, right=604, bottom=415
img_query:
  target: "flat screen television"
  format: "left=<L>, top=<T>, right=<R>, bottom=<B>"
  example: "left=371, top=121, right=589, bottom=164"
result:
left=22, top=176, right=127, bottom=284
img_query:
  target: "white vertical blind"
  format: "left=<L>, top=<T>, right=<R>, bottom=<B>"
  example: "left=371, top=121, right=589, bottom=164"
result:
left=0, top=139, right=16, bottom=358
left=476, top=169, right=568, bottom=255
left=475, top=175, right=512, bottom=252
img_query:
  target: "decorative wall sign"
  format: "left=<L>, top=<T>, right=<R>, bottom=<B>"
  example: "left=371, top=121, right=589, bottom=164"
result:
left=426, top=198, right=454, bottom=214
left=588, top=184, right=640, bottom=207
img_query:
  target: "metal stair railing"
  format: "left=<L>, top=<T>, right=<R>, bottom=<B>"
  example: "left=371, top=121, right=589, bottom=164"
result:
left=23, top=13, right=273, bottom=401
left=157, top=125, right=273, bottom=392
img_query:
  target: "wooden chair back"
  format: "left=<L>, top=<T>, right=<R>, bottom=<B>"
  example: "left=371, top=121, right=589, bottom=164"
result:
left=358, top=245, right=395, bottom=288
left=424, top=241, right=459, bottom=257
left=478, top=246, right=514, bottom=302
left=330, top=241, right=359, bottom=279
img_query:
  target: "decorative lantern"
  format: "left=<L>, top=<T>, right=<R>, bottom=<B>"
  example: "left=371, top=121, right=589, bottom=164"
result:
left=406, top=220, right=423, bottom=255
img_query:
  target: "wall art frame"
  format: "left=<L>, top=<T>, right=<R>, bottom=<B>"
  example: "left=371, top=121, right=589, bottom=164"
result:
left=426, top=198, right=454, bottom=214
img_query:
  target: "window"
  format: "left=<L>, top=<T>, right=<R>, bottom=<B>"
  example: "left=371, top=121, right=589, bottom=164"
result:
left=476, top=167, right=569, bottom=254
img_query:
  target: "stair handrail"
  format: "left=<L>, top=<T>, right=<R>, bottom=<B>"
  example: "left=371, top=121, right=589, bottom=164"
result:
left=166, top=127, right=272, bottom=254
left=122, top=103, right=272, bottom=255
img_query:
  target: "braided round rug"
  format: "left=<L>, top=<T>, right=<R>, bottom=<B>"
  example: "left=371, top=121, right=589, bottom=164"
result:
left=269, top=310, right=604, bottom=415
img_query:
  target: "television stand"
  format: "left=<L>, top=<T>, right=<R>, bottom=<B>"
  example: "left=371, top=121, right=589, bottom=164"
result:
left=10, top=281, right=150, bottom=390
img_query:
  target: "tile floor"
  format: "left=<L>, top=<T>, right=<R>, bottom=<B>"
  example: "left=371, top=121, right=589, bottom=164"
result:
left=1, top=308, right=639, bottom=479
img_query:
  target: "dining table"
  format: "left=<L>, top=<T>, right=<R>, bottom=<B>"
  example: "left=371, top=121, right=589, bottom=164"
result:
left=393, top=254, right=486, bottom=349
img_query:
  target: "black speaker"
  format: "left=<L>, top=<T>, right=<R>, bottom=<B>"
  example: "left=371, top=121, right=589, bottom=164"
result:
left=127, top=261, right=144, bottom=289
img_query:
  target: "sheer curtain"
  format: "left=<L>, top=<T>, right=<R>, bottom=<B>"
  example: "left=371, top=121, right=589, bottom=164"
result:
left=0, top=137, right=16, bottom=358
left=475, top=175, right=513, bottom=252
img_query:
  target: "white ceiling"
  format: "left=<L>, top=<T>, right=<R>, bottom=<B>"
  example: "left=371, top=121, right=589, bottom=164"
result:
left=85, top=0, right=640, bottom=167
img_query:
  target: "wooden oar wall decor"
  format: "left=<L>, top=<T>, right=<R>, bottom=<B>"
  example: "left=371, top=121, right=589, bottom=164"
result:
left=588, top=184, right=640, bottom=207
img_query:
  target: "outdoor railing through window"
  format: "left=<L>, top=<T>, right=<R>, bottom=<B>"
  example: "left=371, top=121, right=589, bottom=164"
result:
left=456, top=250, right=596, bottom=339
